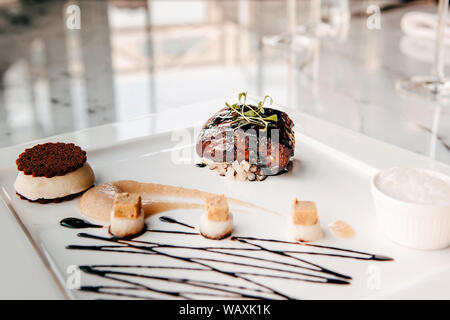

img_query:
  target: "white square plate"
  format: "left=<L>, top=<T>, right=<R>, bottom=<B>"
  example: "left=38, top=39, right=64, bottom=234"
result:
left=0, top=108, right=449, bottom=299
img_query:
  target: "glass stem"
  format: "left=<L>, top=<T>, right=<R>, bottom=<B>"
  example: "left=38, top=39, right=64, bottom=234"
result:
left=433, top=0, right=449, bottom=82
left=310, top=0, right=322, bottom=31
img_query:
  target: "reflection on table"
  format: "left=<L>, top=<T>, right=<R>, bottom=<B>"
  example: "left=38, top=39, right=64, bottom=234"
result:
left=0, top=0, right=448, bottom=164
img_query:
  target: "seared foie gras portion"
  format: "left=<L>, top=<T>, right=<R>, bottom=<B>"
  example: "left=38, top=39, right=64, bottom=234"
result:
left=196, top=94, right=295, bottom=177
left=110, top=193, right=145, bottom=238
left=289, top=198, right=323, bottom=242
left=200, top=195, right=233, bottom=240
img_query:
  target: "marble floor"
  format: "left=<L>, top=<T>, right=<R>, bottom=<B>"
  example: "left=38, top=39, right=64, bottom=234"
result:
left=0, top=0, right=448, bottom=164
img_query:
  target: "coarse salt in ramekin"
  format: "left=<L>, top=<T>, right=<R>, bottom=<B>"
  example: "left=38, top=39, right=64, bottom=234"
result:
left=371, top=167, right=450, bottom=250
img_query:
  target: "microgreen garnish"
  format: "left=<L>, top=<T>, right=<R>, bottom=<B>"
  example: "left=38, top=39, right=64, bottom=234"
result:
left=226, top=92, right=277, bottom=131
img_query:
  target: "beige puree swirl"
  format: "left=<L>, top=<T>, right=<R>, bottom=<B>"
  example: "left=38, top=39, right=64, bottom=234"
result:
left=78, top=180, right=276, bottom=223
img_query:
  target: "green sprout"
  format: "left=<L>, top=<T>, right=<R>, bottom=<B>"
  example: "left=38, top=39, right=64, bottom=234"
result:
left=226, top=92, right=277, bottom=131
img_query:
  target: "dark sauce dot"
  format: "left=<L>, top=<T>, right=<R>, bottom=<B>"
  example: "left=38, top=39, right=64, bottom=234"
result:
left=60, top=217, right=102, bottom=229
left=195, top=163, right=207, bottom=168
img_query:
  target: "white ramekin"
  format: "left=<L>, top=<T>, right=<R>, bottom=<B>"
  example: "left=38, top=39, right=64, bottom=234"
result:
left=371, top=168, right=450, bottom=250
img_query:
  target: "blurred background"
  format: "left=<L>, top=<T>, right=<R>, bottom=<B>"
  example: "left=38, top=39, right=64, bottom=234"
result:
left=0, top=0, right=448, bottom=164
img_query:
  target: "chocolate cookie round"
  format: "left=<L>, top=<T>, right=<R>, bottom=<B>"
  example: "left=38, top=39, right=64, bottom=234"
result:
left=16, top=142, right=87, bottom=178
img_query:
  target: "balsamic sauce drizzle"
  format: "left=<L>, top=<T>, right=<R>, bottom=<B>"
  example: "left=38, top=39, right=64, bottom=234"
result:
left=158, top=216, right=195, bottom=229
left=60, top=217, right=102, bottom=229
left=61, top=216, right=394, bottom=300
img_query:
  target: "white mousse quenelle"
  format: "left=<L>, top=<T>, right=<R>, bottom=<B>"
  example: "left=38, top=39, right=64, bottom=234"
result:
left=200, top=195, right=233, bottom=240
left=109, top=193, right=145, bottom=238
left=289, top=199, right=323, bottom=242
